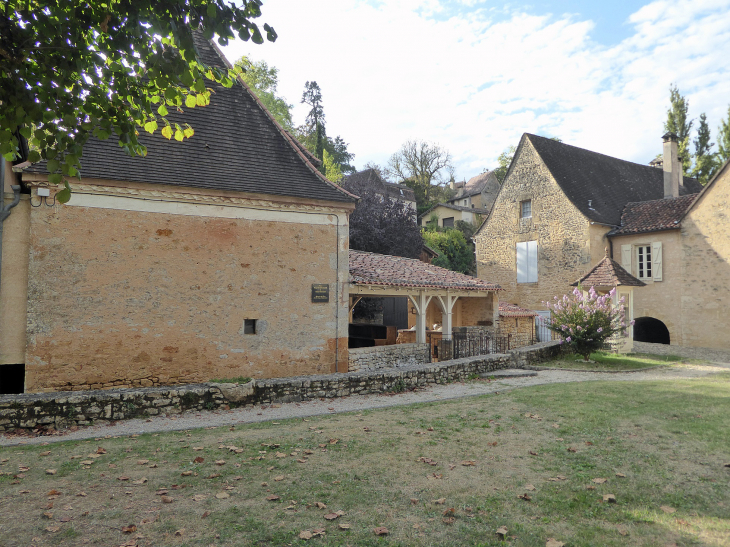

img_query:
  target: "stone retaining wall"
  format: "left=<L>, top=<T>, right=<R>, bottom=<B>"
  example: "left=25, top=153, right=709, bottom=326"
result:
left=0, top=341, right=561, bottom=432
left=348, top=343, right=430, bottom=372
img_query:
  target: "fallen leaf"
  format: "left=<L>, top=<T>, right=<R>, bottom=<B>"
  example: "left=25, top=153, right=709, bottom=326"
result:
left=338, top=523, right=351, bottom=530
left=40, top=451, right=51, bottom=456
left=615, top=473, right=626, bottom=478
left=45, top=469, right=57, bottom=475
left=315, top=501, right=327, bottom=509
left=122, top=525, right=137, bottom=534
left=192, top=447, right=204, bottom=451
left=552, top=424, right=560, bottom=429
left=586, top=485, right=596, bottom=490
left=215, top=460, right=225, bottom=466
left=202, top=510, right=211, bottom=518
left=433, top=498, right=446, bottom=505
left=132, top=478, right=147, bottom=485
left=192, top=494, right=207, bottom=502
left=96, top=447, right=107, bottom=454
left=618, top=527, right=629, bottom=536
left=567, top=447, right=577, bottom=453
left=410, top=498, right=419, bottom=504
left=529, top=451, right=538, bottom=456
left=181, top=471, right=193, bottom=477
left=461, top=460, right=476, bottom=466
left=592, top=478, right=608, bottom=484
left=47, top=489, right=62, bottom=496
left=80, top=460, right=94, bottom=466
left=660, top=506, right=676, bottom=514
left=117, top=476, right=130, bottom=481
left=136, top=460, right=149, bottom=465
left=297, top=459, right=308, bottom=463
left=266, top=495, right=280, bottom=501
left=525, top=484, right=536, bottom=491
left=175, top=529, right=184, bottom=536
left=442, top=516, right=456, bottom=524
left=45, top=526, right=60, bottom=533
left=274, top=475, right=285, bottom=482
left=546, top=539, right=565, bottom=547
left=147, top=463, right=158, bottom=469
left=215, top=492, right=230, bottom=499
left=603, top=494, right=617, bottom=503
left=374, top=527, right=389, bottom=536
left=299, top=530, right=313, bottom=540
left=324, top=512, right=340, bottom=520
left=496, top=525, right=508, bottom=538
left=193, top=457, right=204, bottom=464
left=518, top=493, right=532, bottom=501
left=43, top=512, right=54, bottom=519
left=206, top=473, right=221, bottom=479
left=161, top=496, right=174, bottom=504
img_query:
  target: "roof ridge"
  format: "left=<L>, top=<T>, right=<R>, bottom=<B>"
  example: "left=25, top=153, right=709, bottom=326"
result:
left=206, top=37, right=358, bottom=202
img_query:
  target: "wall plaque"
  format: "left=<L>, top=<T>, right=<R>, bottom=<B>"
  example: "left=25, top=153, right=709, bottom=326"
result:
left=311, top=284, right=330, bottom=303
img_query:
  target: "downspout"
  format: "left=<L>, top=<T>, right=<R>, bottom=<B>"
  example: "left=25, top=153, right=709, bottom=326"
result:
left=0, top=157, right=22, bottom=305
left=335, top=213, right=340, bottom=373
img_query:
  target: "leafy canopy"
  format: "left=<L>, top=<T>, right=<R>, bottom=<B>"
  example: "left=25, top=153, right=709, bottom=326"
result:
left=422, top=228, right=474, bottom=275
left=1, top=0, right=276, bottom=201
left=235, top=55, right=293, bottom=131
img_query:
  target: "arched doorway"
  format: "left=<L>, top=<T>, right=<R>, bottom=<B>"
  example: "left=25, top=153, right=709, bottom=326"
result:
left=633, top=317, right=670, bottom=344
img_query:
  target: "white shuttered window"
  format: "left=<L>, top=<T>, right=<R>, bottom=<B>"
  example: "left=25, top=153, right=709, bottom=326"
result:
left=517, top=241, right=538, bottom=283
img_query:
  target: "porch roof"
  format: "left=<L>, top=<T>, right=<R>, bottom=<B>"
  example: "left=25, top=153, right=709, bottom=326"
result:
left=349, top=250, right=501, bottom=292
left=571, top=250, right=645, bottom=288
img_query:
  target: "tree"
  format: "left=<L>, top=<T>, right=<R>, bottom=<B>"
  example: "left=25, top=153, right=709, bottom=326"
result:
left=1, top=0, right=276, bottom=202
left=493, top=145, right=516, bottom=183
left=692, top=113, right=717, bottom=185
left=718, top=105, right=730, bottom=165
left=664, top=84, right=693, bottom=175
left=422, top=229, right=474, bottom=275
left=341, top=176, right=422, bottom=259
left=322, top=149, right=343, bottom=183
left=543, top=287, right=632, bottom=361
left=235, top=56, right=293, bottom=131
left=385, top=140, right=453, bottom=214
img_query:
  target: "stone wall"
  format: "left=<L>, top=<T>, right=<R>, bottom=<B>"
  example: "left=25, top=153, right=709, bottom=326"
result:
left=348, top=343, right=430, bottom=372
left=474, top=137, right=609, bottom=312
left=0, top=341, right=562, bottom=432
left=20, top=182, right=351, bottom=392
left=498, top=316, right=536, bottom=348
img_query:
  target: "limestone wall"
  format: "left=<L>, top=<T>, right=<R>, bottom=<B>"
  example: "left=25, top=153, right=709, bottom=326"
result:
left=475, top=138, right=608, bottom=311
left=348, top=343, right=430, bottom=372
left=21, top=182, right=351, bottom=392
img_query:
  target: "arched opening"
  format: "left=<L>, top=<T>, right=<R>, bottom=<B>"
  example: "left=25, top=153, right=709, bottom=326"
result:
left=633, top=317, right=670, bottom=345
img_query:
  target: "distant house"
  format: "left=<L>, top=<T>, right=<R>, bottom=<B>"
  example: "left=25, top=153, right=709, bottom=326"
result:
left=419, top=171, right=499, bottom=228
left=1, top=32, right=357, bottom=394
left=341, top=169, right=417, bottom=218
left=474, top=132, right=730, bottom=350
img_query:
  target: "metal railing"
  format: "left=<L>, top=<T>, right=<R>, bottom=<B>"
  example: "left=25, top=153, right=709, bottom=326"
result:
left=437, top=332, right=522, bottom=360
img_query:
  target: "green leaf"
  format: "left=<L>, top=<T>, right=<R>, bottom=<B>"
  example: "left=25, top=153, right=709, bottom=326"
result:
left=181, top=70, right=194, bottom=88
left=185, top=94, right=197, bottom=108
left=183, top=126, right=194, bottom=138
left=196, top=93, right=208, bottom=106
left=48, top=173, right=63, bottom=184
left=56, top=181, right=72, bottom=204
left=47, top=159, right=60, bottom=172
left=207, top=4, right=216, bottom=18
left=161, top=125, right=173, bottom=139
left=194, top=78, right=206, bottom=93
left=19, top=126, right=31, bottom=139
left=174, top=126, right=184, bottom=141
left=144, top=120, right=158, bottom=134
left=28, top=150, right=41, bottom=163
left=157, top=104, right=169, bottom=116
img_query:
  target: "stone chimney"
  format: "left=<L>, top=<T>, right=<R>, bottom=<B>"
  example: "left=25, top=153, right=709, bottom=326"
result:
left=662, top=132, right=680, bottom=198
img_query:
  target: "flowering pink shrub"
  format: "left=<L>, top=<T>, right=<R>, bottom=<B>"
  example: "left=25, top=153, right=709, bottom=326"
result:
left=542, top=286, right=634, bottom=360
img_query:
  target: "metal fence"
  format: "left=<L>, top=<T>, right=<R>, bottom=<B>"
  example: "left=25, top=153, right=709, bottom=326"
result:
left=438, top=332, right=517, bottom=360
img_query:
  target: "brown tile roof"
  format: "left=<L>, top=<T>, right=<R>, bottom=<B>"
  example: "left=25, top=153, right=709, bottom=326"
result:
left=607, top=194, right=698, bottom=236
left=349, top=250, right=501, bottom=291
left=571, top=252, right=646, bottom=287
left=499, top=302, right=538, bottom=317
left=418, top=202, right=490, bottom=219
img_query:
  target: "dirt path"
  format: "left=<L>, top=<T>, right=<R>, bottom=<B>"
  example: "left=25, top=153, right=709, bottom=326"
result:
left=2, top=361, right=728, bottom=447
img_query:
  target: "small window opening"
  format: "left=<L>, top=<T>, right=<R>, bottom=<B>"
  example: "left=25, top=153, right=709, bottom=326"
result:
left=0, top=364, right=25, bottom=394
left=521, top=200, right=532, bottom=219
left=637, top=245, right=652, bottom=279
left=244, top=319, right=257, bottom=335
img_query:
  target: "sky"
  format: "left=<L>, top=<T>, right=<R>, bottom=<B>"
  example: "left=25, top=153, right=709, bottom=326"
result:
left=222, top=0, right=730, bottom=182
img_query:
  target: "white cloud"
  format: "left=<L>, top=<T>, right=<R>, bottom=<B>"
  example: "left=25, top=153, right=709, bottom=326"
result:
left=222, top=0, right=730, bottom=179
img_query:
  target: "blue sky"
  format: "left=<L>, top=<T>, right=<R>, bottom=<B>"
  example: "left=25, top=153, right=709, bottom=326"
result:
left=223, top=0, right=730, bottom=182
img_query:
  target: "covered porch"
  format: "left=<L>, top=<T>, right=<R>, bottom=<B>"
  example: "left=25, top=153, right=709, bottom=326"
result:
left=349, top=250, right=502, bottom=349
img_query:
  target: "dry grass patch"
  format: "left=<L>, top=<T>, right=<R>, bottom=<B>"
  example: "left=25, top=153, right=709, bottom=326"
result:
left=0, top=373, right=728, bottom=546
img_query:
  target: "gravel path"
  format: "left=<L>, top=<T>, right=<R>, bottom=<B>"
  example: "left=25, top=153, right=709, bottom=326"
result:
left=2, top=361, right=728, bottom=447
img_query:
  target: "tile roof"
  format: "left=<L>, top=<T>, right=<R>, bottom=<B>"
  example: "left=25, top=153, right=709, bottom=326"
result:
left=349, top=250, right=501, bottom=291
left=526, top=134, right=703, bottom=226
left=24, top=32, right=355, bottom=204
left=499, top=302, right=538, bottom=317
left=571, top=251, right=646, bottom=288
left=418, top=203, right=490, bottom=218
left=607, top=194, right=698, bottom=236
left=341, top=169, right=416, bottom=202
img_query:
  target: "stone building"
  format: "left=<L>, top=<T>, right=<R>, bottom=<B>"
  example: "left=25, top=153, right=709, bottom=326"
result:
left=419, top=171, right=499, bottom=228
left=474, top=132, right=730, bottom=350
left=0, top=34, right=357, bottom=394
left=341, top=168, right=416, bottom=218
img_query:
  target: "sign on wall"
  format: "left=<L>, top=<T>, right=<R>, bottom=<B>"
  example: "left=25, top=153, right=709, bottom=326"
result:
left=311, top=284, right=330, bottom=303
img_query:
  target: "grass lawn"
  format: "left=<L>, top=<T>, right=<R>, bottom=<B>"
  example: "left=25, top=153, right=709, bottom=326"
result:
left=534, top=351, right=693, bottom=371
left=1, top=373, right=728, bottom=546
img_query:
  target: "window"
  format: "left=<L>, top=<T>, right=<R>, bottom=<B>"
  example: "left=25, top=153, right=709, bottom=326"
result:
left=520, top=200, right=532, bottom=219
left=636, top=245, right=651, bottom=279
left=443, top=217, right=454, bottom=228
left=516, top=241, right=538, bottom=283
left=620, top=242, right=663, bottom=282
left=243, top=319, right=257, bottom=335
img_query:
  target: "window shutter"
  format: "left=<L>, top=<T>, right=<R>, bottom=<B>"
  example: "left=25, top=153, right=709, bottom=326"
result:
left=527, top=240, right=538, bottom=282
left=652, top=241, right=663, bottom=281
left=621, top=245, right=632, bottom=273
left=516, top=242, right=526, bottom=283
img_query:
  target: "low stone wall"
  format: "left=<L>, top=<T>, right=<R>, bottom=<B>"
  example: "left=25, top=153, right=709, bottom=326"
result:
left=0, top=341, right=561, bottom=432
left=348, top=343, right=430, bottom=372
